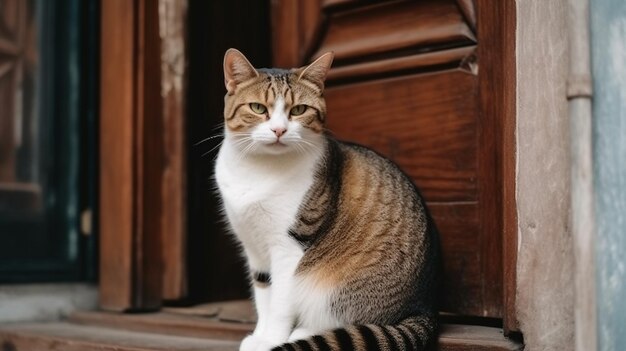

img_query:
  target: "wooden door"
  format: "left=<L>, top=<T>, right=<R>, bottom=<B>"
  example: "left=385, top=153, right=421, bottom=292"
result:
left=272, top=0, right=516, bottom=323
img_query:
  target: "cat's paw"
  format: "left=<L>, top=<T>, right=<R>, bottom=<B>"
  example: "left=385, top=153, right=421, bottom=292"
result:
left=239, top=335, right=275, bottom=351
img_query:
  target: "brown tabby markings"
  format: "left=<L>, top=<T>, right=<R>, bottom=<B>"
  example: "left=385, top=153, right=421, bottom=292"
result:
left=224, top=70, right=325, bottom=134
left=289, top=142, right=430, bottom=325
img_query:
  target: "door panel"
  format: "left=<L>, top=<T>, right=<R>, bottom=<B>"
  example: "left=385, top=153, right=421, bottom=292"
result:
left=314, top=0, right=475, bottom=62
left=325, top=70, right=478, bottom=202
left=272, top=0, right=508, bottom=318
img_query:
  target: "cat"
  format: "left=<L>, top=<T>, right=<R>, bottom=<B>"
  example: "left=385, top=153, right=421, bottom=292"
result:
left=215, top=48, right=440, bottom=351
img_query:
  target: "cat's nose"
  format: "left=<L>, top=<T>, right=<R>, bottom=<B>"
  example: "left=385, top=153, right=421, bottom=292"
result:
left=272, top=127, right=287, bottom=138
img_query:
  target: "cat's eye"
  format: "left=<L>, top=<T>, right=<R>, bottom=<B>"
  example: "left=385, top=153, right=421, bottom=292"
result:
left=290, top=105, right=307, bottom=116
left=249, top=103, right=267, bottom=114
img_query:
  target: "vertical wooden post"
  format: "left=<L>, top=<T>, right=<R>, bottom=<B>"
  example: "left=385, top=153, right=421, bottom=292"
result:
left=476, top=0, right=518, bottom=332
left=158, top=0, right=188, bottom=300
left=100, top=0, right=164, bottom=311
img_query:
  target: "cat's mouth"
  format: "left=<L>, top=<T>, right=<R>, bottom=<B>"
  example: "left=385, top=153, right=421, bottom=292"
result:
left=268, top=140, right=287, bottom=147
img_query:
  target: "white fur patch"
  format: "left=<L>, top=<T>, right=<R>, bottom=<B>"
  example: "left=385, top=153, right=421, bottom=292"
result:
left=292, top=275, right=342, bottom=333
left=268, top=97, right=289, bottom=133
left=215, top=121, right=328, bottom=346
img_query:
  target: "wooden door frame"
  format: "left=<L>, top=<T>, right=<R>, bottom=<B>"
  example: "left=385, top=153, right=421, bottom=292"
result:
left=99, top=0, right=187, bottom=311
left=475, top=0, right=517, bottom=333
left=99, top=0, right=163, bottom=311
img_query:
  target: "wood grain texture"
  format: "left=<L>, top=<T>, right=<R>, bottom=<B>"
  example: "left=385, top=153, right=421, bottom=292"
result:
left=0, top=319, right=521, bottom=351
left=322, top=0, right=355, bottom=9
left=100, top=0, right=135, bottom=311
left=430, top=203, right=482, bottom=314
left=159, top=0, right=188, bottom=301
left=315, top=0, right=475, bottom=63
left=299, top=0, right=323, bottom=62
left=270, top=0, right=302, bottom=67
left=475, top=0, right=517, bottom=332
left=271, top=0, right=323, bottom=67
left=100, top=0, right=164, bottom=311
left=476, top=0, right=516, bottom=323
left=326, top=46, right=476, bottom=82
left=70, top=310, right=252, bottom=341
left=137, top=0, right=166, bottom=311
left=326, top=69, right=478, bottom=202
left=456, top=0, right=476, bottom=31
left=438, top=324, right=523, bottom=351
left=68, top=303, right=522, bottom=350
left=0, top=323, right=239, bottom=351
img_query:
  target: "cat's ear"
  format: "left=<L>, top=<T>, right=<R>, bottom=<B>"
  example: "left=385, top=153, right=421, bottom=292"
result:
left=297, top=52, right=334, bottom=89
left=223, top=48, right=259, bottom=95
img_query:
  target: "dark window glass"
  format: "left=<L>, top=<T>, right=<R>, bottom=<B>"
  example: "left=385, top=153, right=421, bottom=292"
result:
left=0, top=0, right=97, bottom=282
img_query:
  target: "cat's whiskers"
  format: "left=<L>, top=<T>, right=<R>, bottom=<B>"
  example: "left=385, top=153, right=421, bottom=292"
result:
left=211, top=121, right=225, bottom=131
left=292, top=142, right=306, bottom=156
left=200, top=140, right=224, bottom=158
left=291, top=138, right=323, bottom=158
left=229, top=133, right=254, bottom=146
left=194, top=133, right=224, bottom=146
left=235, top=139, right=257, bottom=165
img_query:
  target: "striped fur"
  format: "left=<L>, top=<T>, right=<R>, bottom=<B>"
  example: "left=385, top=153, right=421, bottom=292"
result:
left=217, top=49, right=440, bottom=351
left=272, top=315, right=437, bottom=351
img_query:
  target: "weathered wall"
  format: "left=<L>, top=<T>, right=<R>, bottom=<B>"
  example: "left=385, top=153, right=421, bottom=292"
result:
left=590, top=1, right=626, bottom=350
left=515, top=1, right=575, bottom=350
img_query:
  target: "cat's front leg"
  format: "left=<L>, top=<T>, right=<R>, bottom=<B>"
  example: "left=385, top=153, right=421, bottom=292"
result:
left=240, top=281, right=275, bottom=351
left=240, top=271, right=298, bottom=350
left=250, top=278, right=271, bottom=336
left=240, top=247, right=275, bottom=351
left=251, top=241, right=303, bottom=349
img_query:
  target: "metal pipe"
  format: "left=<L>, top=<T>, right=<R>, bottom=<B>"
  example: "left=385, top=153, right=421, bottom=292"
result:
left=567, top=0, right=596, bottom=350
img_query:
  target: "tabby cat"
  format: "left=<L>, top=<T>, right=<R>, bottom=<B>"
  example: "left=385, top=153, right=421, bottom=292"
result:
left=215, top=49, right=440, bottom=351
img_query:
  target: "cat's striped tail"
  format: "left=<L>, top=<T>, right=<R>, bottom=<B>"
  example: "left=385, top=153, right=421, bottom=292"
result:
left=271, top=314, right=437, bottom=351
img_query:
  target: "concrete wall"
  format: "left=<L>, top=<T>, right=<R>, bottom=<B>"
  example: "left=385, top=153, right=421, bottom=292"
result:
left=0, top=284, right=97, bottom=322
left=590, top=1, right=626, bottom=350
left=515, top=1, right=575, bottom=350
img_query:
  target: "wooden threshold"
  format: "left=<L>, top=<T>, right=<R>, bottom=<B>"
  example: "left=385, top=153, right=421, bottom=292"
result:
left=0, top=300, right=522, bottom=351
left=0, top=322, right=239, bottom=351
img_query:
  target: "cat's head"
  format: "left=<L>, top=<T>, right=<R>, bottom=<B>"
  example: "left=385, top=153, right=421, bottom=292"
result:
left=222, top=49, right=334, bottom=156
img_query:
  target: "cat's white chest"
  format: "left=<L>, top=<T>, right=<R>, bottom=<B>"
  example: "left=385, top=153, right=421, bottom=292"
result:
left=214, top=143, right=319, bottom=267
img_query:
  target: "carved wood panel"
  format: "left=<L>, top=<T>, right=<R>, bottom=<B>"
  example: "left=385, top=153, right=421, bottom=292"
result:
left=272, top=0, right=514, bottom=318
left=315, top=0, right=475, bottom=63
